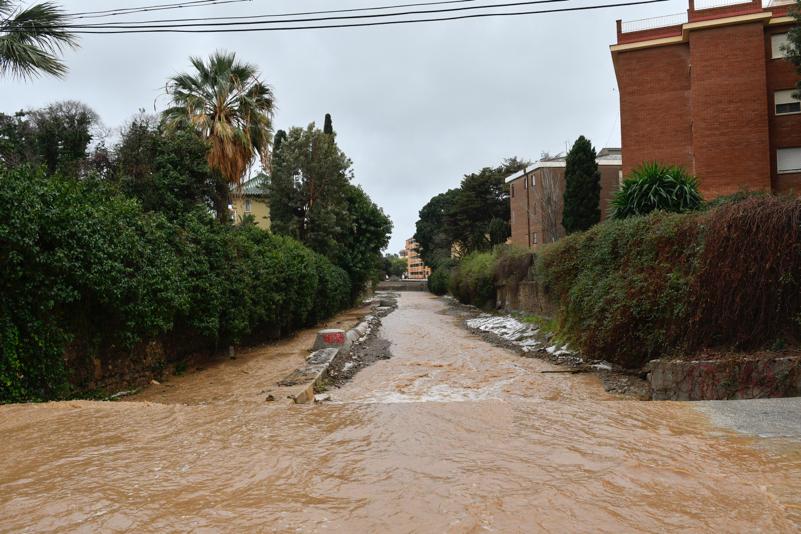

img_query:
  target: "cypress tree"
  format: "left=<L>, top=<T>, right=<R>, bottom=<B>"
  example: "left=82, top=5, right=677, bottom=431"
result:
left=323, top=113, right=333, bottom=135
left=785, top=5, right=801, bottom=95
left=562, top=135, right=601, bottom=234
left=273, top=129, right=287, bottom=154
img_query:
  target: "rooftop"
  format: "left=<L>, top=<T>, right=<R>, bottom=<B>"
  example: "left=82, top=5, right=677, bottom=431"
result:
left=504, top=148, right=622, bottom=183
left=616, top=0, right=794, bottom=42
left=231, top=175, right=268, bottom=196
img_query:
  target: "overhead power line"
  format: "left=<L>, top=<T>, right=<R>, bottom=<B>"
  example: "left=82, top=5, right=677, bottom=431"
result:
left=58, top=0, right=673, bottom=33
left=66, top=0, right=572, bottom=28
left=68, top=0, right=255, bottom=19
left=69, top=0, right=482, bottom=23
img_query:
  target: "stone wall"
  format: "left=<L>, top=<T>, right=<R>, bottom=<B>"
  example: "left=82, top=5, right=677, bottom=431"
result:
left=647, top=355, right=801, bottom=401
left=65, top=339, right=173, bottom=395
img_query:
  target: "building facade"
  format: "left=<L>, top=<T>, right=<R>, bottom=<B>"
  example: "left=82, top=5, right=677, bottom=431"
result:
left=404, top=238, right=432, bottom=279
left=506, top=149, right=623, bottom=250
left=612, top=0, right=801, bottom=197
left=231, top=177, right=271, bottom=230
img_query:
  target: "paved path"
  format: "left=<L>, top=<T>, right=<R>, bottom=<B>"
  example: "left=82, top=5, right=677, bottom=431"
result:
left=695, top=398, right=801, bottom=439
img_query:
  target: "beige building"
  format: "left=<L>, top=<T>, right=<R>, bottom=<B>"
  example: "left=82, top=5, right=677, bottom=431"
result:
left=405, top=238, right=431, bottom=279
left=231, top=176, right=271, bottom=230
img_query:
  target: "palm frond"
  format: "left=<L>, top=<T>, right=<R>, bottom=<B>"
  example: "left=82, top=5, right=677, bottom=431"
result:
left=164, top=50, right=275, bottom=184
left=0, top=1, right=77, bottom=79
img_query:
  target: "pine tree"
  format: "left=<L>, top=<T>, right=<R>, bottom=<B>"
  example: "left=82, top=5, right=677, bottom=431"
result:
left=562, top=135, right=600, bottom=234
left=323, top=113, right=333, bottom=135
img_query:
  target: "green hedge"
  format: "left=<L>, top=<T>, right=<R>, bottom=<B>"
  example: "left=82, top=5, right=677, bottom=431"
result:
left=440, top=196, right=801, bottom=369
left=538, top=196, right=801, bottom=368
left=0, top=167, right=351, bottom=402
left=446, top=246, right=531, bottom=308
left=427, top=264, right=451, bottom=295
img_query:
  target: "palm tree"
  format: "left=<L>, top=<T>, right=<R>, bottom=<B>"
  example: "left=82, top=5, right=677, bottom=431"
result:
left=0, top=0, right=77, bottom=79
left=164, top=51, right=275, bottom=193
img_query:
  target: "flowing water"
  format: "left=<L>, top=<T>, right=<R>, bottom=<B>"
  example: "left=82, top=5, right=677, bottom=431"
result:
left=2, top=292, right=801, bottom=532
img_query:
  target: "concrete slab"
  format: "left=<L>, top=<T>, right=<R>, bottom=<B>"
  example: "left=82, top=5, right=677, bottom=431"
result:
left=694, top=397, right=801, bottom=439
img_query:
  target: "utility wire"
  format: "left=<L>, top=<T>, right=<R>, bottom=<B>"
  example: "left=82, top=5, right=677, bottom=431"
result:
left=65, top=0, right=572, bottom=28
left=69, top=0, right=482, bottom=23
left=56, top=0, right=672, bottom=33
left=68, top=0, right=254, bottom=19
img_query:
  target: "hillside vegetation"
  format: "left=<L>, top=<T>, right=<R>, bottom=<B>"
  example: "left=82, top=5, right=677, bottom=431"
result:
left=444, top=196, right=801, bottom=368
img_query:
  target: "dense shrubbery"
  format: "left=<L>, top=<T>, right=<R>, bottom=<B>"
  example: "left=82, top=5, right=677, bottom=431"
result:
left=538, top=211, right=700, bottom=367
left=427, top=261, right=454, bottom=295
left=446, top=247, right=531, bottom=308
left=610, top=162, right=703, bottom=220
left=0, top=167, right=351, bottom=402
left=448, top=252, right=497, bottom=308
left=438, top=196, right=801, bottom=369
left=539, top=196, right=801, bottom=367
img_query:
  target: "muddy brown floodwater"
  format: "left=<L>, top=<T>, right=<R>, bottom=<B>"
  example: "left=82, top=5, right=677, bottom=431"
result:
left=2, top=292, right=801, bottom=532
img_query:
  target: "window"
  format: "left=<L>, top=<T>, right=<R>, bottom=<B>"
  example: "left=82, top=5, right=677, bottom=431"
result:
left=533, top=232, right=538, bottom=245
left=523, top=176, right=528, bottom=190
left=531, top=175, right=536, bottom=187
left=775, top=90, right=801, bottom=115
left=511, top=184, right=515, bottom=198
left=777, top=148, right=801, bottom=173
left=771, top=33, right=790, bottom=59
left=244, top=198, right=252, bottom=213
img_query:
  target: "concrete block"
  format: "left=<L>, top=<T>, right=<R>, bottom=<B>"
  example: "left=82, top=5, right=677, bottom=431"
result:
left=313, top=329, right=346, bottom=350
left=306, top=348, right=339, bottom=365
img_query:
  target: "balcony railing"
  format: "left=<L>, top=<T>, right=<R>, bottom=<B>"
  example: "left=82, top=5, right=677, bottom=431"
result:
left=620, top=12, right=688, bottom=33
left=692, top=0, right=752, bottom=10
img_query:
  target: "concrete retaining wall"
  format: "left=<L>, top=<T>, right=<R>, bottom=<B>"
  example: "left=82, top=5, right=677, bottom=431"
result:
left=647, top=355, right=801, bottom=401
left=496, top=280, right=559, bottom=317
left=377, top=280, right=428, bottom=292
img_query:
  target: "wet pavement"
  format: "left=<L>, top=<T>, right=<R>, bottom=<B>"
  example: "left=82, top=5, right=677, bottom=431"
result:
left=2, top=292, right=801, bottom=532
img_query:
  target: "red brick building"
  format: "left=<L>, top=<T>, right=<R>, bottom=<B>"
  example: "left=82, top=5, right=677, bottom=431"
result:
left=612, top=0, right=801, bottom=197
left=506, top=149, right=623, bottom=250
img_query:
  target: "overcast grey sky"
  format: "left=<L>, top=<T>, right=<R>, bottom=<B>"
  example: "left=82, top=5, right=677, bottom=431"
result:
left=4, top=0, right=685, bottom=254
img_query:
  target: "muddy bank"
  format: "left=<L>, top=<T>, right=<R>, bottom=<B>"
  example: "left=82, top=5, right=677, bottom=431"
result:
left=323, top=293, right=398, bottom=389
left=442, top=296, right=650, bottom=399
left=134, top=305, right=372, bottom=406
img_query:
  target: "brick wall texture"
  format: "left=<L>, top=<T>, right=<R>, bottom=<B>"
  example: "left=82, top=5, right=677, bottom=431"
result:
left=508, top=163, right=621, bottom=251
left=614, top=14, right=801, bottom=198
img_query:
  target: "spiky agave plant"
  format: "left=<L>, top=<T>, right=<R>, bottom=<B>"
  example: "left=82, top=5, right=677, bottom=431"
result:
left=164, top=51, right=275, bottom=189
left=611, top=162, right=703, bottom=220
left=0, top=0, right=77, bottom=79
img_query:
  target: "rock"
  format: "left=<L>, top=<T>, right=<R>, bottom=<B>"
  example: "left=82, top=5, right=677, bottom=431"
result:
left=150, top=379, right=161, bottom=386
left=265, top=394, right=276, bottom=402
left=314, top=393, right=332, bottom=403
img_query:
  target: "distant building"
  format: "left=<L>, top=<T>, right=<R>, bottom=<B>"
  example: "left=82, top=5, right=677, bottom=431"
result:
left=231, top=176, right=271, bottom=230
left=506, top=148, right=623, bottom=249
left=405, top=238, right=431, bottom=279
left=611, top=0, right=801, bottom=197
